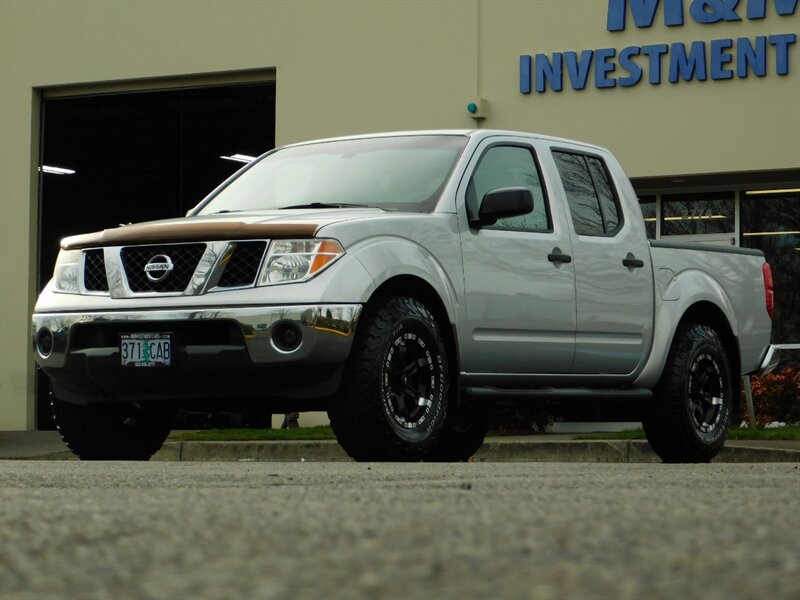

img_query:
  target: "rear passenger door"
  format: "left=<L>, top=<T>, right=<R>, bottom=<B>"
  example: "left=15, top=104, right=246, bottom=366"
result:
left=549, top=147, right=653, bottom=375
left=459, top=138, right=576, bottom=375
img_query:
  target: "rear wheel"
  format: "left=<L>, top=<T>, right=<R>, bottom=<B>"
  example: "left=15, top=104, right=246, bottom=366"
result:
left=328, top=296, right=448, bottom=461
left=643, top=323, right=733, bottom=463
left=51, top=393, right=172, bottom=460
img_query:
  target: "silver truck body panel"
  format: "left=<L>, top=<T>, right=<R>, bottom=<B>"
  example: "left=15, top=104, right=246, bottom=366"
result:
left=635, top=244, right=772, bottom=387
left=539, top=140, right=654, bottom=376
left=321, top=214, right=464, bottom=323
left=454, top=134, right=578, bottom=374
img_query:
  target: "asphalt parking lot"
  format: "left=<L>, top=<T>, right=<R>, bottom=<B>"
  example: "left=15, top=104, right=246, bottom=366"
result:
left=2, top=461, right=798, bottom=599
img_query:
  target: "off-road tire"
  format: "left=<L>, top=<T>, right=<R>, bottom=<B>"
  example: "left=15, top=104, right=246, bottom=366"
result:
left=51, top=393, right=172, bottom=460
left=328, top=296, right=449, bottom=461
left=643, top=323, right=733, bottom=463
left=429, top=401, right=489, bottom=462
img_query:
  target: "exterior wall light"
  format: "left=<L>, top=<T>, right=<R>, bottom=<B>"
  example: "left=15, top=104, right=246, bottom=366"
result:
left=466, top=98, right=486, bottom=120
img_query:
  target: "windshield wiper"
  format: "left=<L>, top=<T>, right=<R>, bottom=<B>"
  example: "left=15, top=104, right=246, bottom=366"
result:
left=279, top=202, right=374, bottom=210
left=213, top=209, right=242, bottom=214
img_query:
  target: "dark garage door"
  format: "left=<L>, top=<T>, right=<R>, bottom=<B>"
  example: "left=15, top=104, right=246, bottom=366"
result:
left=37, top=82, right=276, bottom=428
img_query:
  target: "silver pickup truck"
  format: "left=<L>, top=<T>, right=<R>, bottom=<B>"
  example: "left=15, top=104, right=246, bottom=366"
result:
left=32, top=130, right=780, bottom=463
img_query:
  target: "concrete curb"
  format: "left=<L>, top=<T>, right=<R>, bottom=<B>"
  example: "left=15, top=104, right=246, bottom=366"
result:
left=154, top=440, right=351, bottom=462
left=144, top=439, right=800, bottom=463
left=473, top=440, right=800, bottom=463
left=3, top=432, right=798, bottom=462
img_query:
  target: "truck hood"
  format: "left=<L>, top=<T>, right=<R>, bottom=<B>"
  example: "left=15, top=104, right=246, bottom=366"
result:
left=60, top=208, right=387, bottom=249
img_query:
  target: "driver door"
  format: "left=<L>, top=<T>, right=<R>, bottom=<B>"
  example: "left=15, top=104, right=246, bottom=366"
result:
left=458, top=139, right=576, bottom=375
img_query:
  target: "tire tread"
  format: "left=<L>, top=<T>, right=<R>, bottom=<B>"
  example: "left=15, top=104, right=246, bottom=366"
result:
left=51, top=393, right=171, bottom=461
left=329, top=296, right=447, bottom=461
left=643, top=323, right=732, bottom=463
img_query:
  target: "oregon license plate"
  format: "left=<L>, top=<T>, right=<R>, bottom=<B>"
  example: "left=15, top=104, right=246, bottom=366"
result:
left=120, top=333, right=173, bottom=367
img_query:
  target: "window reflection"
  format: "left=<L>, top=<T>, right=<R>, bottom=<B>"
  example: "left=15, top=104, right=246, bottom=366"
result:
left=638, top=195, right=656, bottom=239
left=553, top=152, right=622, bottom=236
left=661, top=192, right=735, bottom=236
left=741, top=191, right=800, bottom=354
left=468, top=145, right=550, bottom=232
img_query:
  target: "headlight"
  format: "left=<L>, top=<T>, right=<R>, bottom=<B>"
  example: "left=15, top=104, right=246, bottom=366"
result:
left=53, top=249, right=82, bottom=293
left=258, top=239, right=344, bottom=286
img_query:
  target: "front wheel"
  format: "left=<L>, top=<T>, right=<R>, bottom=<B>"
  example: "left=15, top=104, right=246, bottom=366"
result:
left=643, top=323, right=733, bottom=463
left=328, top=296, right=449, bottom=461
left=429, top=401, right=489, bottom=462
left=51, top=393, right=172, bottom=460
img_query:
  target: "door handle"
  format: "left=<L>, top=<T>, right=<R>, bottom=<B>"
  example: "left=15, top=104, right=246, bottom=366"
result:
left=548, top=248, right=572, bottom=264
left=622, top=253, right=645, bottom=268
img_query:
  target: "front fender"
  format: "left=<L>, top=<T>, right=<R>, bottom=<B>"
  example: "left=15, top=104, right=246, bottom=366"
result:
left=349, top=236, right=461, bottom=325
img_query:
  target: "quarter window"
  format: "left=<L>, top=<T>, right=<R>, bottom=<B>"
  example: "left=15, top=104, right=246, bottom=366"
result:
left=467, top=145, right=550, bottom=233
left=553, top=151, right=622, bottom=236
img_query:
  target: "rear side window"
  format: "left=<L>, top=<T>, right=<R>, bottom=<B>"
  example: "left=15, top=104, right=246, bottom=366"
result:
left=467, top=145, right=550, bottom=233
left=553, top=151, right=622, bottom=236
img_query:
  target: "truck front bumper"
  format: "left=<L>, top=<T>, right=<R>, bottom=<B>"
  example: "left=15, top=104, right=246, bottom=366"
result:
left=31, top=304, right=361, bottom=405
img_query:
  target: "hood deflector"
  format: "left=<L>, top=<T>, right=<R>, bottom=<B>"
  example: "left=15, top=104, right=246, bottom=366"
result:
left=61, top=222, right=320, bottom=250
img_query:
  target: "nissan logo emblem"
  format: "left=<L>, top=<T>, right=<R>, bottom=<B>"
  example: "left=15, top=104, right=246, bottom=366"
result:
left=144, top=254, right=174, bottom=282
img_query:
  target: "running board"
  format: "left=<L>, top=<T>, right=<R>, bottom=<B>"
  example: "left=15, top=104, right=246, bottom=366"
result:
left=464, top=387, right=653, bottom=402
left=463, top=387, right=651, bottom=421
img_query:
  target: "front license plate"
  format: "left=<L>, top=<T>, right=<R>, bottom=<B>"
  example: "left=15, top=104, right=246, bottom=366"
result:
left=120, top=333, right=173, bottom=367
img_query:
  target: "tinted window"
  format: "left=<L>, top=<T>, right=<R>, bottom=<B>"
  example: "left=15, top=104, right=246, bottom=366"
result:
left=553, top=151, right=621, bottom=236
left=638, top=195, right=656, bottom=239
left=467, top=145, right=550, bottom=232
left=553, top=151, right=604, bottom=236
left=586, top=156, right=620, bottom=233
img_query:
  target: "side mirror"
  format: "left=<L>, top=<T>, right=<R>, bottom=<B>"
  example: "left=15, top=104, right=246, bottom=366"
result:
left=473, top=187, right=533, bottom=226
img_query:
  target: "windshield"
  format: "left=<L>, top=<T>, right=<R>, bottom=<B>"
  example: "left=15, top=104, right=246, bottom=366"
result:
left=197, top=135, right=468, bottom=214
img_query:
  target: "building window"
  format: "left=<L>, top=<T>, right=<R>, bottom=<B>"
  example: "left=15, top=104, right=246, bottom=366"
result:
left=741, top=189, right=800, bottom=350
left=661, top=191, right=735, bottom=236
left=638, top=195, right=656, bottom=239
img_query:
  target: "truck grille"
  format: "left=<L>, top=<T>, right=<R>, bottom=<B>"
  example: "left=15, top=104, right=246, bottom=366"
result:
left=216, top=241, right=267, bottom=288
left=83, top=249, right=109, bottom=292
left=121, top=244, right=206, bottom=293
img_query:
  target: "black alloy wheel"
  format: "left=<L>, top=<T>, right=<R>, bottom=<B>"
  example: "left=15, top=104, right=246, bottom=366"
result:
left=428, top=400, right=489, bottom=462
left=328, top=296, right=449, bottom=461
left=688, top=352, right=725, bottom=435
left=382, top=322, right=442, bottom=434
left=643, top=323, right=733, bottom=463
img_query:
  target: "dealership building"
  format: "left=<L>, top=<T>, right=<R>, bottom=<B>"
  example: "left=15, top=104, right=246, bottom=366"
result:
left=1, top=0, right=797, bottom=431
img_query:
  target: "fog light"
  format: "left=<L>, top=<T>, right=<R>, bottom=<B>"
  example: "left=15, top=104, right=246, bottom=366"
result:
left=36, top=328, right=54, bottom=357
left=271, top=322, right=302, bottom=353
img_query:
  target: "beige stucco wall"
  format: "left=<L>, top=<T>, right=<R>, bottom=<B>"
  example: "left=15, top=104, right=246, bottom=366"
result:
left=485, top=2, right=799, bottom=174
left=1, top=0, right=798, bottom=429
